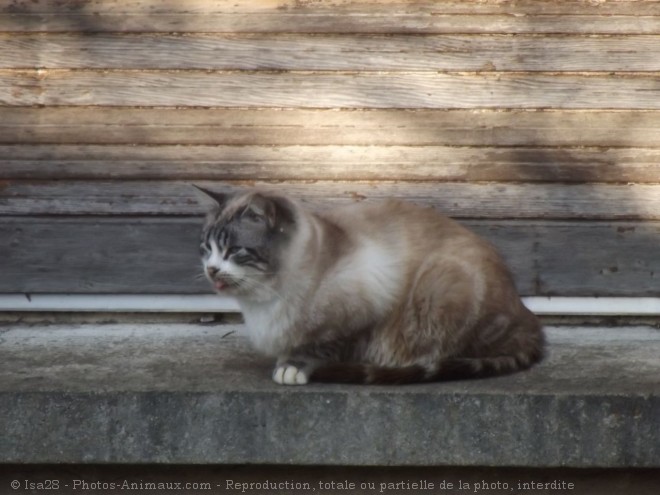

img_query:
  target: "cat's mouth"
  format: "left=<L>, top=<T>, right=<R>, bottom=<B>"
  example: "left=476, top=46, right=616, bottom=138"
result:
left=214, top=280, right=230, bottom=291
left=212, top=277, right=238, bottom=292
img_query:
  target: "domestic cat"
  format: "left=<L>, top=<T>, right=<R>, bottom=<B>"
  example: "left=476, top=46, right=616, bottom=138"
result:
left=196, top=186, right=544, bottom=385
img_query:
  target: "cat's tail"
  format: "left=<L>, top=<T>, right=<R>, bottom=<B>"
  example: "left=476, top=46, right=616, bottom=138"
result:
left=310, top=350, right=544, bottom=385
left=428, top=350, right=544, bottom=382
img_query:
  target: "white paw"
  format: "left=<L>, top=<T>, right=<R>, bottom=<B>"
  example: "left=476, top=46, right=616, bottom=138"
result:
left=273, top=364, right=309, bottom=385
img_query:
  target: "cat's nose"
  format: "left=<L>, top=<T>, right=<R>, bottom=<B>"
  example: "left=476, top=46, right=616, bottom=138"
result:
left=207, top=266, right=219, bottom=277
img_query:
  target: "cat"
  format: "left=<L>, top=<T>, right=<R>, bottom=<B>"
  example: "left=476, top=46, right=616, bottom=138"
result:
left=196, top=186, right=544, bottom=385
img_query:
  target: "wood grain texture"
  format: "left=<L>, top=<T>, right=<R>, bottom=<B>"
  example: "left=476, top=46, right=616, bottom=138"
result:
left=0, top=217, right=207, bottom=294
left=534, top=221, right=660, bottom=297
left=2, top=145, right=659, bottom=183
left=3, top=34, right=660, bottom=71
left=1, top=0, right=658, bottom=301
left=5, top=1, right=660, bottom=16
left=2, top=71, right=660, bottom=109
left=2, top=181, right=659, bottom=220
left=1, top=216, right=657, bottom=296
left=2, top=13, right=659, bottom=34
left=2, top=108, right=660, bottom=147
left=1, top=1, right=659, bottom=34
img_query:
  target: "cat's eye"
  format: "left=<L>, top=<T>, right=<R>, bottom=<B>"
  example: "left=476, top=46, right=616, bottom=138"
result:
left=199, top=242, right=211, bottom=256
left=226, top=246, right=243, bottom=257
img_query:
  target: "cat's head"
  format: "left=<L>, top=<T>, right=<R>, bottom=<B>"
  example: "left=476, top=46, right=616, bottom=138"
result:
left=195, top=186, right=297, bottom=299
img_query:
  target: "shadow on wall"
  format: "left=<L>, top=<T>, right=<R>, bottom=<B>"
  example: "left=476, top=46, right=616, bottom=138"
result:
left=0, top=0, right=657, bottom=298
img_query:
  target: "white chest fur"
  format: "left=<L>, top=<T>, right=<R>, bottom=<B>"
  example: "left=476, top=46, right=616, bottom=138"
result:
left=333, top=239, right=403, bottom=316
left=238, top=298, right=292, bottom=356
left=237, top=229, right=404, bottom=357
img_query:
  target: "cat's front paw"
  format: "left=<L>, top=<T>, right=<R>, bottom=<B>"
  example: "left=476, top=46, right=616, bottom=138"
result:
left=273, top=363, right=309, bottom=385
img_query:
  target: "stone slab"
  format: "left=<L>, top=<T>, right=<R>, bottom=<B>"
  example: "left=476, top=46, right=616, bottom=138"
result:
left=0, top=323, right=658, bottom=467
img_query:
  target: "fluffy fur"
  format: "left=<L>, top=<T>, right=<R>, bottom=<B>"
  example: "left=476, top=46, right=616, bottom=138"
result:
left=197, top=186, right=544, bottom=385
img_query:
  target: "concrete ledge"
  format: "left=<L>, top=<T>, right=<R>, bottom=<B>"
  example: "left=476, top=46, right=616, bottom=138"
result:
left=0, top=323, right=659, bottom=467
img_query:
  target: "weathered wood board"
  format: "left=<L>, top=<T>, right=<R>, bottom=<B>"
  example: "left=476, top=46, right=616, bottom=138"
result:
left=3, top=14, right=659, bottom=34
left=1, top=217, right=657, bottom=297
left=1, top=0, right=658, bottom=301
left=5, top=0, right=660, bottom=16
left=2, top=109, right=660, bottom=147
left=5, top=1, right=660, bottom=16
left=2, top=0, right=659, bottom=34
left=3, top=72, right=660, bottom=108
left=3, top=34, right=660, bottom=71
left=1, top=145, right=659, bottom=183
left=1, top=181, right=659, bottom=220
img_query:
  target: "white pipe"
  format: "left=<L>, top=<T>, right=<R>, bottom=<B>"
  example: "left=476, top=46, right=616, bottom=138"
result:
left=523, top=297, right=660, bottom=316
left=0, top=294, right=658, bottom=316
left=0, top=294, right=240, bottom=313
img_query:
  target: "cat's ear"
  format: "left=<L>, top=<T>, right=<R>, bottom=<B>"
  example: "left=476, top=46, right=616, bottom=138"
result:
left=244, top=194, right=296, bottom=229
left=242, top=199, right=269, bottom=223
left=192, top=184, right=230, bottom=209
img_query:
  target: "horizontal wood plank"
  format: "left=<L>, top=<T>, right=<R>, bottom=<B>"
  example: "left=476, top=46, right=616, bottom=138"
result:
left=1, top=216, right=657, bottom=297
left=0, top=217, right=207, bottom=294
left=534, top=222, right=660, bottom=297
left=2, top=71, right=660, bottom=109
left=1, top=145, right=659, bottom=183
left=1, top=1, right=659, bottom=34
left=2, top=13, right=659, bottom=34
left=5, top=1, right=660, bottom=16
left=3, top=34, right=660, bottom=72
left=2, top=108, right=660, bottom=147
left=2, top=181, right=659, bottom=220
left=5, top=0, right=660, bottom=15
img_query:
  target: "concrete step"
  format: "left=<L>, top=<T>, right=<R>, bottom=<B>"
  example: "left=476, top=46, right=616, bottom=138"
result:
left=0, top=323, right=658, bottom=467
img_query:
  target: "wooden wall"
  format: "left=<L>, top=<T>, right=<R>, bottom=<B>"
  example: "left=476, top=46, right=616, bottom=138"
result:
left=0, top=0, right=658, bottom=298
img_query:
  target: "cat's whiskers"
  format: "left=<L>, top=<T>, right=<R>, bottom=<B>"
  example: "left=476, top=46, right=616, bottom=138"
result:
left=200, top=269, right=276, bottom=296
left=238, top=276, right=292, bottom=305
